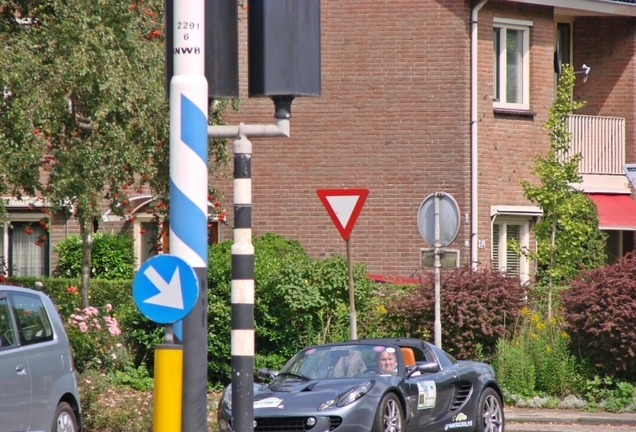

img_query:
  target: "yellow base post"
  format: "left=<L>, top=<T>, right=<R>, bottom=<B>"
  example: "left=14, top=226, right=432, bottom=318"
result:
left=153, top=344, right=183, bottom=432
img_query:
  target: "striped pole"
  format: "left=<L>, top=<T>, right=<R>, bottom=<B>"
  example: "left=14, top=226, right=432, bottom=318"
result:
left=169, top=0, right=208, bottom=429
left=231, top=129, right=255, bottom=432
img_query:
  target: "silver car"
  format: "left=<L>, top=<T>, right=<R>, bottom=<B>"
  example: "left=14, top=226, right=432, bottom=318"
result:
left=0, top=285, right=81, bottom=432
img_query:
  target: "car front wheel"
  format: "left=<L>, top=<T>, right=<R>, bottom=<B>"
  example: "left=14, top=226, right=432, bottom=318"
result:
left=372, top=393, right=404, bottom=432
left=52, top=402, right=78, bottom=432
left=476, top=388, right=504, bottom=432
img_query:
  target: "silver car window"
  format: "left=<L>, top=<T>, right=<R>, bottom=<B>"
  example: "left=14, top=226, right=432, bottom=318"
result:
left=0, top=298, right=17, bottom=348
left=10, top=292, right=54, bottom=346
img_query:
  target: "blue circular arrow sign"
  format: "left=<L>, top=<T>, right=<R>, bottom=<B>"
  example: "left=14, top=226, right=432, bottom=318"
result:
left=133, top=254, right=199, bottom=324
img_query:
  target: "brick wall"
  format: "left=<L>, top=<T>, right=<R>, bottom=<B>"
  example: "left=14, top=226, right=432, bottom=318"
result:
left=573, top=17, right=636, bottom=164
left=221, top=0, right=473, bottom=275
left=476, top=1, right=555, bottom=269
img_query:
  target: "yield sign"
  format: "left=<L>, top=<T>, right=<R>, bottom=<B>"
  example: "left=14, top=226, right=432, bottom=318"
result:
left=316, top=189, right=369, bottom=241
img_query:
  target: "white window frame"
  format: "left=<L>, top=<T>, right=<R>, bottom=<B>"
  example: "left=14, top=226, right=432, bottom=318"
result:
left=493, top=17, right=532, bottom=111
left=492, top=217, right=532, bottom=284
left=0, top=212, right=50, bottom=277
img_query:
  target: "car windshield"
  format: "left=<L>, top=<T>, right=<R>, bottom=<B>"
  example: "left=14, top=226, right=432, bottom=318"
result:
left=279, top=344, right=401, bottom=380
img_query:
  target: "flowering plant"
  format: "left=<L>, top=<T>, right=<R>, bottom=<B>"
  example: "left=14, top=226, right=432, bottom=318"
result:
left=65, top=304, right=130, bottom=373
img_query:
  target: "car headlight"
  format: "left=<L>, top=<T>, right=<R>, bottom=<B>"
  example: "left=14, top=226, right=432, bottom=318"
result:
left=336, top=381, right=374, bottom=407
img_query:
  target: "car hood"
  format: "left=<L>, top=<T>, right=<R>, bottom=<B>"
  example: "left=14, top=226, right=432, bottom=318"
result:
left=232, top=378, right=383, bottom=413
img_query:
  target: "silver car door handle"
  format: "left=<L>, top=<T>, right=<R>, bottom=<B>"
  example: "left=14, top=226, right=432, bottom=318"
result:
left=16, top=363, right=27, bottom=375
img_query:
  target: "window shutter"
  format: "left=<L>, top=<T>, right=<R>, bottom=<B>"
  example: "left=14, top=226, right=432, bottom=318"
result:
left=506, top=225, right=520, bottom=276
left=492, top=224, right=500, bottom=271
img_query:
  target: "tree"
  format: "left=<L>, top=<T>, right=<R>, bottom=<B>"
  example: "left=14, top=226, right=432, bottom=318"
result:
left=517, top=65, right=606, bottom=318
left=0, top=0, right=229, bottom=306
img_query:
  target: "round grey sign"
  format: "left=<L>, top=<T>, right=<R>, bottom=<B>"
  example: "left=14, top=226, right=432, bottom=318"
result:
left=417, top=193, right=460, bottom=247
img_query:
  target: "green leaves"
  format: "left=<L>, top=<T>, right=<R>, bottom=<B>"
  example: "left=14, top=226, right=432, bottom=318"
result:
left=0, top=0, right=169, bottom=218
left=520, top=65, right=606, bottom=291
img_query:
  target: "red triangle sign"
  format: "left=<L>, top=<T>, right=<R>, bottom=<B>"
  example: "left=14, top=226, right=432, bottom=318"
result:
left=316, top=189, right=369, bottom=241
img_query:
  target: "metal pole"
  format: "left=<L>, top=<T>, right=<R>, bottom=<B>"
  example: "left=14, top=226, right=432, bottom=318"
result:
left=346, top=238, right=357, bottom=340
left=434, top=193, right=442, bottom=348
left=153, top=344, right=183, bottom=432
left=169, top=0, right=208, bottom=429
left=231, top=129, right=255, bottom=432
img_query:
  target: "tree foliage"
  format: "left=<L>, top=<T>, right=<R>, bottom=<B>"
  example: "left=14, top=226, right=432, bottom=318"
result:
left=517, top=64, right=606, bottom=317
left=0, top=0, right=231, bottom=306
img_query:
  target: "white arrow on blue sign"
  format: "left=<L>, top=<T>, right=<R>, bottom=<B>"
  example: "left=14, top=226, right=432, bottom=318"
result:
left=133, top=254, right=199, bottom=324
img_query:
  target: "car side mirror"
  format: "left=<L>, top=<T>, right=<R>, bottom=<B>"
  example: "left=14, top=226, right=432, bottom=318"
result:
left=256, top=368, right=279, bottom=380
left=417, top=361, right=440, bottom=374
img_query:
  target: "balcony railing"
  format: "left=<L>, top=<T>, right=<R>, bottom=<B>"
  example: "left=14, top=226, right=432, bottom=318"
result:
left=566, top=114, right=625, bottom=175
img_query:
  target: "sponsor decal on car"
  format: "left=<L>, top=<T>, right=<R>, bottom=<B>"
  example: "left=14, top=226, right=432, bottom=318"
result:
left=254, top=397, right=283, bottom=409
left=417, top=381, right=436, bottom=409
left=444, top=412, right=473, bottom=430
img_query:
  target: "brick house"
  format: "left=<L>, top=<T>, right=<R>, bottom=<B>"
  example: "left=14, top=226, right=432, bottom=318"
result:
left=218, top=0, right=636, bottom=282
left=3, top=0, right=635, bottom=282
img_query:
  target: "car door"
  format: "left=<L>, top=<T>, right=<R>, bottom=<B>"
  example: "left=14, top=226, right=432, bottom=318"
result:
left=11, top=291, right=59, bottom=431
left=403, top=346, right=459, bottom=428
left=0, top=293, right=32, bottom=432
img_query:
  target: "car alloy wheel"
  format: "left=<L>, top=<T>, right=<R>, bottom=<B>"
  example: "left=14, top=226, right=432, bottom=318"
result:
left=373, top=393, right=403, bottom=432
left=478, top=388, right=504, bottom=432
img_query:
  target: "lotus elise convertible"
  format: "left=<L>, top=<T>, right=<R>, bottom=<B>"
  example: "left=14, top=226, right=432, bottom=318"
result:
left=217, top=337, right=504, bottom=432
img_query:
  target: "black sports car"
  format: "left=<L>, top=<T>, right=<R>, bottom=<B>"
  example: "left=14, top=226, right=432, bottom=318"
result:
left=218, top=337, right=504, bottom=432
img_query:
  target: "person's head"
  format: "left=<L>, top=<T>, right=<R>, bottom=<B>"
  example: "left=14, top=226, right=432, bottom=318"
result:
left=375, top=348, right=397, bottom=374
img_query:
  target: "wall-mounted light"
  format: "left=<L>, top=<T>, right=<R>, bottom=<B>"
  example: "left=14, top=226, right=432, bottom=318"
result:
left=574, top=64, right=591, bottom=83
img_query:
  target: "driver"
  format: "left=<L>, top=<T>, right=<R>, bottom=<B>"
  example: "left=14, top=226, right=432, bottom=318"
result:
left=375, top=348, right=397, bottom=375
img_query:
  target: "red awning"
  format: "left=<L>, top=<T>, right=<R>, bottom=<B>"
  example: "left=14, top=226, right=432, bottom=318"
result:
left=588, top=194, right=636, bottom=230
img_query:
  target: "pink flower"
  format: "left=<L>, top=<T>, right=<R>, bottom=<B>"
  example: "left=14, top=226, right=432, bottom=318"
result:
left=104, top=303, right=113, bottom=312
left=85, top=306, right=99, bottom=316
left=79, top=322, right=88, bottom=333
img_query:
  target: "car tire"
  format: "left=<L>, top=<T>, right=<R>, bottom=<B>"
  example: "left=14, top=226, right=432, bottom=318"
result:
left=475, top=388, right=504, bottom=432
left=372, top=393, right=404, bottom=432
left=51, top=402, right=78, bottom=432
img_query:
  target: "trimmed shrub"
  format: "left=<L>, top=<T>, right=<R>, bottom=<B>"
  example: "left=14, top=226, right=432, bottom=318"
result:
left=54, top=231, right=136, bottom=280
left=561, top=252, right=636, bottom=380
left=385, top=265, right=526, bottom=359
left=207, top=232, right=375, bottom=386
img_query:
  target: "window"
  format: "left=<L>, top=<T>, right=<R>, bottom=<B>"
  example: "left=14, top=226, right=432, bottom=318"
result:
left=493, top=18, right=532, bottom=110
left=0, top=298, right=16, bottom=348
left=492, top=219, right=531, bottom=283
left=10, top=291, right=53, bottom=346
left=555, top=22, right=571, bottom=76
left=0, top=218, right=49, bottom=277
left=133, top=218, right=160, bottom=268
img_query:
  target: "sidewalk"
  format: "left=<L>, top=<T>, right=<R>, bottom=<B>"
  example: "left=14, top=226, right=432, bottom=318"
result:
left=506, top=407, right=636, bottom=426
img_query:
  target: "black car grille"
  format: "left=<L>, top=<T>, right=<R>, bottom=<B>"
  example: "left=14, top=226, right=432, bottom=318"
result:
left=450, top=383, right=473, bottom=412
left=252, top=416, right=342, bottom=432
